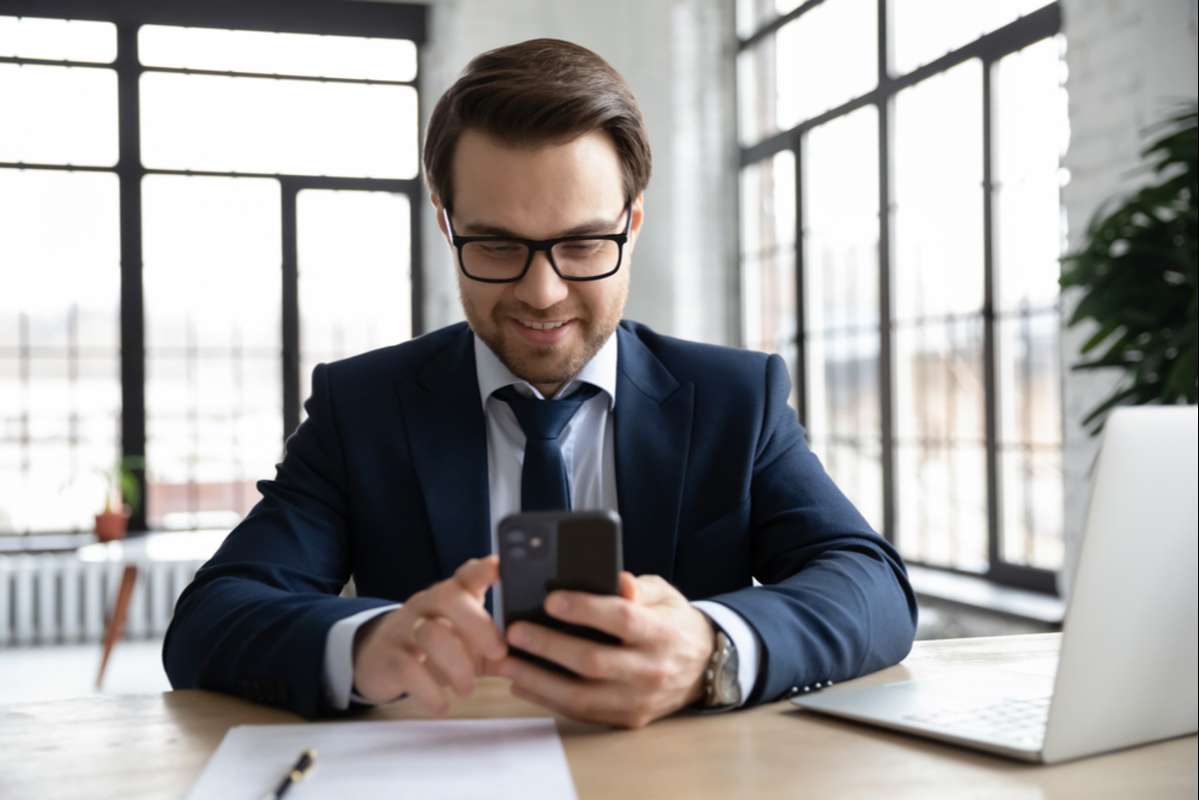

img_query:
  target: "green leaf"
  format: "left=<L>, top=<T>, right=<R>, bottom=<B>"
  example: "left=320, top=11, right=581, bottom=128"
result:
left=1079, top=320, right=1123, bottom=355
left=1062, top=102, right=1199, bottom=436
left=1164, top=345, right=1199, bottom=400
left=1080, top=384, right=1142, bottom=434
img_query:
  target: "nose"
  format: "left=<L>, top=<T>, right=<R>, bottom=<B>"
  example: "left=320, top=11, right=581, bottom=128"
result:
left=512, top=249, right=569, bottom=310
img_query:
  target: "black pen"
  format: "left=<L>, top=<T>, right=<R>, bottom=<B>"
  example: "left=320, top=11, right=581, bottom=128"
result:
left=263, top=747, right=316, bottom=800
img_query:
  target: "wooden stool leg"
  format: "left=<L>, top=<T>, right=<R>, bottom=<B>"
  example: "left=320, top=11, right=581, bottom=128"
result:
left=96, top=565, right=139, bottom=690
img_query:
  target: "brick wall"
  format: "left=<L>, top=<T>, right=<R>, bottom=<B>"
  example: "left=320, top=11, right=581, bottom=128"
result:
left=1058, top=0, right=1198, bottom=594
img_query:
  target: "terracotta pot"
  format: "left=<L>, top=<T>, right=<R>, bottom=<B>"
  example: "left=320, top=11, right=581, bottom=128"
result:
left=94, top=509, right=130, bottom=542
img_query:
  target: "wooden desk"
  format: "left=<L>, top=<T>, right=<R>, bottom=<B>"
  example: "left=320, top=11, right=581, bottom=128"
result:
left=1, top=634, right=1194, bottom=799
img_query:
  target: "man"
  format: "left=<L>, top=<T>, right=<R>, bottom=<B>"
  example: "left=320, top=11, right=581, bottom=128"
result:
left=163, top=38, right=916, bottom=728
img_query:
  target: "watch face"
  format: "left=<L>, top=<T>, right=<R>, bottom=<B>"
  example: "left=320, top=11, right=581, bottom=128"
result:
left=717, top=669, right=739, bottom=704
left=711, top=632, right=740, bottom=706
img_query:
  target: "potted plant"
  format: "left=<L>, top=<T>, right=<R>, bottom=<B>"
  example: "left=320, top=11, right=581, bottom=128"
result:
left=1060, top=103, right=1198, bottom=435
left=94, top=455, right=144, bottom=542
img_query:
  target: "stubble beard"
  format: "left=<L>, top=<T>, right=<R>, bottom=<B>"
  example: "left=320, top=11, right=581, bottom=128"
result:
left=461, top=293, right=622, bottom=391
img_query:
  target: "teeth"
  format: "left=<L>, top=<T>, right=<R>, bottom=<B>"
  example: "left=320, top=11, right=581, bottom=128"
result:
left=520, top=320, right=567, bottom=331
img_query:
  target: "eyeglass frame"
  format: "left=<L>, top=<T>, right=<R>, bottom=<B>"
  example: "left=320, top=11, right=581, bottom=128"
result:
left=443, top=203, right=632, bottom=283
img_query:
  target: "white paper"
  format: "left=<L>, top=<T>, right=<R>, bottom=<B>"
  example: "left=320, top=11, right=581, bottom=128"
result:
left=186, top=717, right=578, bottom=800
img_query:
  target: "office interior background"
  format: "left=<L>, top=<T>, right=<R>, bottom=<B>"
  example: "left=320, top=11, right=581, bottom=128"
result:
left=1, top=0, right=1196, bottom=702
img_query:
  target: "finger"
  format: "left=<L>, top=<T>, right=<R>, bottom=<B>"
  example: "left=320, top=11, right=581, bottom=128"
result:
left=619, top=571, right=637, bottom=601
left=500, top=657, right=635, bottom=727
left=435, top=588, right=508, bottom=661
left=397, top=650, right=451, bottom=715
left=408, top=580, right=507, bottom=662
left=543, top=591, right=652, bottom=643
left=506, top=622, right=644, bottom=682
left=480, top=657, right=507, bottom=677
left=404, top=557, right=497, bottom=616
left=423, top=655, right=454, bottom=688
left=409, top=616, right=477, bottom=696
left=409, top=640, right=473, bottom=693
left=453, top=555, right=501, bottom=597
left=630, top=574, right=680, bottom=606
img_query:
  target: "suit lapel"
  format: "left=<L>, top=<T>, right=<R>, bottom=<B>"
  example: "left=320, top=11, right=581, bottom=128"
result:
left=396, top=324, right=492, bottom=580
left=614, top=325, right=694, bottom=581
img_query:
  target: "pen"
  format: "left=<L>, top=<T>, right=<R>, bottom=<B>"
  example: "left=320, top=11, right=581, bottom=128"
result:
left=262, top=747, right=316, bottom=800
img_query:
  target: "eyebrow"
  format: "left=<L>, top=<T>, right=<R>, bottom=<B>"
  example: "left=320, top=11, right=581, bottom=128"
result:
left=457, top=213, right=622, bottom=238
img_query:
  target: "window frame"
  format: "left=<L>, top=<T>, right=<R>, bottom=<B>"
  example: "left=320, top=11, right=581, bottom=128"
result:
left=737, top=0, right=1063, bottom=594
left=0, top=0, right=427, bottom=539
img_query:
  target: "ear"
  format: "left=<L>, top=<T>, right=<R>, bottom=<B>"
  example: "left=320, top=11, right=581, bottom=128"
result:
left=431, top=194, right=450, bottom=242
left=626, top=193, right=645, bottom=249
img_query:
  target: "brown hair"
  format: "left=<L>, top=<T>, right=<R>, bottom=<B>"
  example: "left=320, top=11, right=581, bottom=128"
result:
left=423, top=38, right=652, bottom=209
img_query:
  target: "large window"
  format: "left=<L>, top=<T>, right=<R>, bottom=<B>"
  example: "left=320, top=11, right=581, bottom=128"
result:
left=737, top=0, right=1068, bottom=592
left=0, top=3, right=426, bottom=539
left=1, top=17, right=121, bottom=536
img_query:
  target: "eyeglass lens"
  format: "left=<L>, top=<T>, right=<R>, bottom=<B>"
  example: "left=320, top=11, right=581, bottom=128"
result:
left=462, top=239, right=620, bottom=280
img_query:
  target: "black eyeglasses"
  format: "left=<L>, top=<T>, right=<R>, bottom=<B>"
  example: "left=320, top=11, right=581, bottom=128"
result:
left=444, top=204, right=631, bottom=283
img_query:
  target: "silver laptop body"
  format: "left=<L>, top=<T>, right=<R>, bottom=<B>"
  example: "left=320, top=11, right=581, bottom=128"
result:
left=793, top=406, right=1199, bottom=764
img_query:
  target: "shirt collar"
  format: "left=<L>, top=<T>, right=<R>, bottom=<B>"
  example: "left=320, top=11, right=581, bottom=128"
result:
left=474, top=329, right=618, bottom=411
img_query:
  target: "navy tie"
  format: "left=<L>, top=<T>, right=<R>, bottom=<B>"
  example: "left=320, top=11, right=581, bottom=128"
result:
left=494, top=383, right=602, bottom=511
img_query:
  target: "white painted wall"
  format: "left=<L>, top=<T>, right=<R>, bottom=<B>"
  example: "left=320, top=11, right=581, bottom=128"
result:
left=1058, top=0, right=1198, bottom=594
left=413, top=0, right=740, bottom=345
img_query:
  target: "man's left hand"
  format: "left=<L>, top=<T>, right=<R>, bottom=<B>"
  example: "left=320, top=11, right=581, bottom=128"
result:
left=492, top=572, right=716, bottom=728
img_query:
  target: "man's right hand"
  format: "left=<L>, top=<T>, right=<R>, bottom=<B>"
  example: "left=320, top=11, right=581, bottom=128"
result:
left=352, top=555, right=506, bottom=713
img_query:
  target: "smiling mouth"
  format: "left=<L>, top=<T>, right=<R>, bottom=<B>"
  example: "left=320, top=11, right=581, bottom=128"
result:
left=515, top=318, right=571, bottom=331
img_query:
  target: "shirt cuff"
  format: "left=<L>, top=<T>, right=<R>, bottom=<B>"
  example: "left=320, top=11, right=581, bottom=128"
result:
left=691, top=600, right=761, bottom=709
left=322, top=603, right=402, bottom=710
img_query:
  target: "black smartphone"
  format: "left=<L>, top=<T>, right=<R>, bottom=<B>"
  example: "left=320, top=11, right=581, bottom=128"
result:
left=497, top=510, right=623, bottom=676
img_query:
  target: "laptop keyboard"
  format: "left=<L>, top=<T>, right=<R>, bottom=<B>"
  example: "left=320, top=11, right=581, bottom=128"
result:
left=902, top=695, right=1050, bottom=749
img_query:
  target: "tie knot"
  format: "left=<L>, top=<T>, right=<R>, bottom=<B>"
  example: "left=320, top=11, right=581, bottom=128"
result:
left=494, top=383, right=601, bottom=441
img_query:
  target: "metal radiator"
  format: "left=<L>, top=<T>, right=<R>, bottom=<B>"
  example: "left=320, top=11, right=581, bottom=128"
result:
left=0, top=554, right=202, bottom=647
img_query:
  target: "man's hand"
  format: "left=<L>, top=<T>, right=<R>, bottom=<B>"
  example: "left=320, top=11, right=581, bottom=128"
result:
left=352, top=555, right=506, bottom=714
left=494, top=572, right=716, bottom=729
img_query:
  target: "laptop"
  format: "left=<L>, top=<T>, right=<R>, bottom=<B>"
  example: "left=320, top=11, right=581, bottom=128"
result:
left=793, top=406, right=1199, bottom=764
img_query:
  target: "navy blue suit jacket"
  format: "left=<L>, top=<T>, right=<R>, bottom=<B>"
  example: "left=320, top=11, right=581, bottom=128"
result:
left=163, top=321, right=917, bottom=717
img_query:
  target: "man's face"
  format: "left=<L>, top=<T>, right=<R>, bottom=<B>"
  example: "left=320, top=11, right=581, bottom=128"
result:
left=434, top=129, right=643, bottom=395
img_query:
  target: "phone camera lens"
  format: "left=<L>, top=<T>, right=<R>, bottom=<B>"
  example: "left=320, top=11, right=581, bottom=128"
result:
left=507, top=546, right=528, bottom=560
left=506, top=530, right=527, bottom=543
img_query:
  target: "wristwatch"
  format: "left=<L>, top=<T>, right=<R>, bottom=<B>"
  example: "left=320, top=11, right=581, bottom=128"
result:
left=701, top=628, right=741, bottom=709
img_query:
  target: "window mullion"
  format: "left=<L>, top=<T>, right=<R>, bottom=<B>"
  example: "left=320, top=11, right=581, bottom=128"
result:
left=116, top=21, right=147, bottom=533
left=793, top=132, right=808, bottom=428
left=281, top=180, right=301, bottom=441
left=982, top=57, right=1002, bottom=576
left=877, top=0, right=896, bottom=545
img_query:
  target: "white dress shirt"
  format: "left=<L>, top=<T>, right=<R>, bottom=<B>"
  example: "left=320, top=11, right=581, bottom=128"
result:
left=322, top=331, right=761, bottom=709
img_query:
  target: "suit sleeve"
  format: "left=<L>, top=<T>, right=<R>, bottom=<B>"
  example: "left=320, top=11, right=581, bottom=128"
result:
left=162, top=363, right=395, bottom=717
left=705, top=354, right=918, bottom=705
